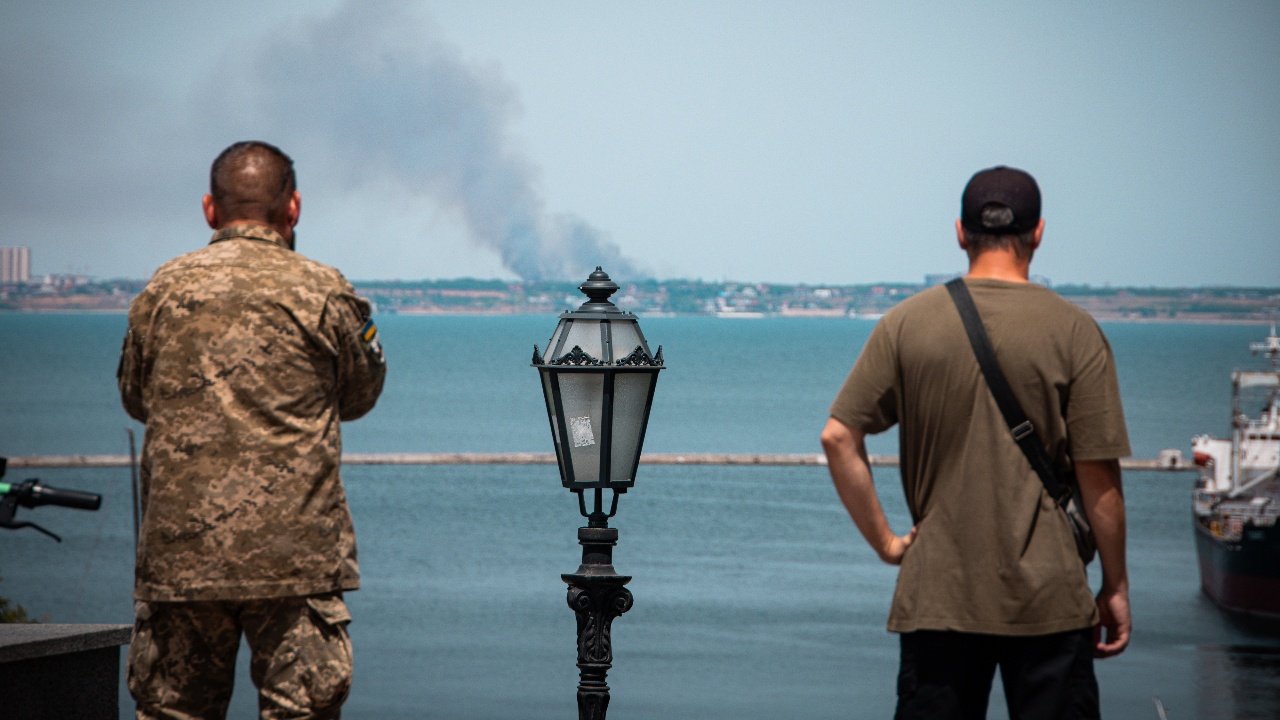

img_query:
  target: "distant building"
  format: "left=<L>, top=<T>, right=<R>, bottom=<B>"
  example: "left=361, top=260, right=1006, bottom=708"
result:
left=1, top=247, right=31, bottom=284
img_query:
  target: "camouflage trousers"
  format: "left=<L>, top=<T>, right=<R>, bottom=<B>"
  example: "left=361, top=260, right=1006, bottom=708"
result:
left=127, top=592, right=353, bottom=720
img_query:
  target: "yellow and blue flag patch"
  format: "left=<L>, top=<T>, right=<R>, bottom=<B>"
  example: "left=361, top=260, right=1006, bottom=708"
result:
left=361, top=319, right=385, bottom=365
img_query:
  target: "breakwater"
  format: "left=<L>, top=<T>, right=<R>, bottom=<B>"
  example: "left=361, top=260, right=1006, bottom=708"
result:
left=7, top=451, right=1195, bottom=471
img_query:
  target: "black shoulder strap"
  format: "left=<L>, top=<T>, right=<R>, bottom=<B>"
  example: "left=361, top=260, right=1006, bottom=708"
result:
left=944, top=278, right=1069, bottom=502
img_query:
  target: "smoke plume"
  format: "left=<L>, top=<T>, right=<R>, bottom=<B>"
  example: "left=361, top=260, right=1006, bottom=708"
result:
left=214, top=0, right=640, bottom=281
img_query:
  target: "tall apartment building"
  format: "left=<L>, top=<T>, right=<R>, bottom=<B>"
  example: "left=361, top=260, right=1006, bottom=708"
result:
left=0, top=247, right=31, bottom=284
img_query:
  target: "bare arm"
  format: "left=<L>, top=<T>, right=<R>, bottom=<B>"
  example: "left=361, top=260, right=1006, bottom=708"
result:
left=821, top=417, right=917, bottom=564
left=1076, top=458, right=1130, bottom=658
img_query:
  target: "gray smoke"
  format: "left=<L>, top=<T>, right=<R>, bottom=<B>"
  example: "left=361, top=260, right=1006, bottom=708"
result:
left=213, top=0, right=640, bottom=282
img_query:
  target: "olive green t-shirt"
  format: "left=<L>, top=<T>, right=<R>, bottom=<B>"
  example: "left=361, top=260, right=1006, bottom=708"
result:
left=829, top=278, right=1130, bottom=636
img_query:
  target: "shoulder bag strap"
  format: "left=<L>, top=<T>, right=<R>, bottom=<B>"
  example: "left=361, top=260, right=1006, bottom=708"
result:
left=944, top=278, right=1070, bottom=503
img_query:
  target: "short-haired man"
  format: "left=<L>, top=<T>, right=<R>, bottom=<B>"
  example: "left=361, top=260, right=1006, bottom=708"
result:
left=119, top=141, right=386, bottom=719
left=821, top=167, right=1130, bottom=718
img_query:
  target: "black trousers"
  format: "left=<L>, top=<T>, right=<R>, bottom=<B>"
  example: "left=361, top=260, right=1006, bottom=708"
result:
left=895, top=628, right=1099, bottom=720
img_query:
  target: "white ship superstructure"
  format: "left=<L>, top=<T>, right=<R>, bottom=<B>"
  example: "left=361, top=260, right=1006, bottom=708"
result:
left=1190, top=325, right=1280, bottom=618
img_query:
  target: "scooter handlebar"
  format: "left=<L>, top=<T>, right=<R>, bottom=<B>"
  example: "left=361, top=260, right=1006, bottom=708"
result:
left=26, top=482, right=102, bottom=511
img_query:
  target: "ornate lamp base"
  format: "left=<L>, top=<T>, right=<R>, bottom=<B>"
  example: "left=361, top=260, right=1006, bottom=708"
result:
left=563, top=526, right=633, bottom=720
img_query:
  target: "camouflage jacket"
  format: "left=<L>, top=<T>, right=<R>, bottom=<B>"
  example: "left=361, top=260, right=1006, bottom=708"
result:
left=118, top=224, right=386, bottom=601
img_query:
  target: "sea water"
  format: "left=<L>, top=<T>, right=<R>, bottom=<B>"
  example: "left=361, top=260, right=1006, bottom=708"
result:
left=1, top=313, right=1278, bottom=719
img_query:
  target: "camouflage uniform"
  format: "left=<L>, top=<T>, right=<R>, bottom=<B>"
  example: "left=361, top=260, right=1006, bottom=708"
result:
left=119, top=224, right=386, bottom=719
left=127, top=594, right=352, bottom=720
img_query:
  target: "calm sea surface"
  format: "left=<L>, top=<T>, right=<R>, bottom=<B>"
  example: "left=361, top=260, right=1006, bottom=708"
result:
left=1, top=313, right=1278, bottom=719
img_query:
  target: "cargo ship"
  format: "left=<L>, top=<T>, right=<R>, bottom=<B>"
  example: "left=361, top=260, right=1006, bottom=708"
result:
left=1191, top=326, right=1280, bottom=619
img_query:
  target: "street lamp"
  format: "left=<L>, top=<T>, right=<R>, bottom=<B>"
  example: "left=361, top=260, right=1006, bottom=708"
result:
left=532, top=267, right=664, bottom=720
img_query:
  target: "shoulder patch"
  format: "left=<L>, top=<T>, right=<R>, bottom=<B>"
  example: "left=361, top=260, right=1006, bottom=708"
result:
left=361, top=319, right=386, bottom=365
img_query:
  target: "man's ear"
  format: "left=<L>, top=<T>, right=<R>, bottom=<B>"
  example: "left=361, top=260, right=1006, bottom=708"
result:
left=1030, top=218, right=1045, bottom=252
left=202, top=194, right=218, bottom=229
left=956, top=219, right=969, bottom=251
left=286, top=190, right=301, bottom=228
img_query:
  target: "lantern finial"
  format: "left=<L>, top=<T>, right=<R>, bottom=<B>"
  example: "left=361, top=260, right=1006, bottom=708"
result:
left=577, top=267, right=620, bottom=310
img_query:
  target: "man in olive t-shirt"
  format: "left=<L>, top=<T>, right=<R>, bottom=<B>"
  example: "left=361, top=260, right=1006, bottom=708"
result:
left=821, top=167, right=1130, bottom=719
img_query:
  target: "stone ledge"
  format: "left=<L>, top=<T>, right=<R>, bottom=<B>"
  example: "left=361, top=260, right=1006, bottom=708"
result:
left=0, top=624, right=132, bottom=664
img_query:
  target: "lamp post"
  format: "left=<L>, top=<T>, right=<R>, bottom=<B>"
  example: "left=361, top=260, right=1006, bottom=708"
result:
left=532, top=267, right=664, bottom=720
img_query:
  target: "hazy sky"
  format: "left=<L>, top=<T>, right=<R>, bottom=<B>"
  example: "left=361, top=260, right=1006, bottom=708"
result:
left=2, top=1, right=1277, bottom=285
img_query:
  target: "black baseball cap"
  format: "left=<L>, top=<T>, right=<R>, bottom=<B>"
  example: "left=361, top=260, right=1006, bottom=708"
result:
left=960, top=166, right=1041, bottom=235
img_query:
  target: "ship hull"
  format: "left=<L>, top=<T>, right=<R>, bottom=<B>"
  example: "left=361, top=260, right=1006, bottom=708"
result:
left=1194, top=519, right=1280, bottom=619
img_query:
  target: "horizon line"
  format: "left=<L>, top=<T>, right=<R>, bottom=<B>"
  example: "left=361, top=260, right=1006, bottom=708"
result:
left=24, top=275, right=1280, bottom=292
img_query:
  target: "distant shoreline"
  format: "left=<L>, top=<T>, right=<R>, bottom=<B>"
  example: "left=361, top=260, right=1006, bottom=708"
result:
left=4, top=277, right=1276, bottom=322
left=1, top=307, right=1272, bottom=326
left=1089, top=315, right=1271, bottom=326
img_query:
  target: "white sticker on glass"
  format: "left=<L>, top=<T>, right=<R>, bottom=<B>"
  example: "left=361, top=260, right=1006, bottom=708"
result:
left=570, top=416, right=596, bottom=447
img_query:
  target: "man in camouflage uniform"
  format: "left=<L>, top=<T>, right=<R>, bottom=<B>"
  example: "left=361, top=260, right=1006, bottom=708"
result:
left=119, top=141, right=386, bottom=720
